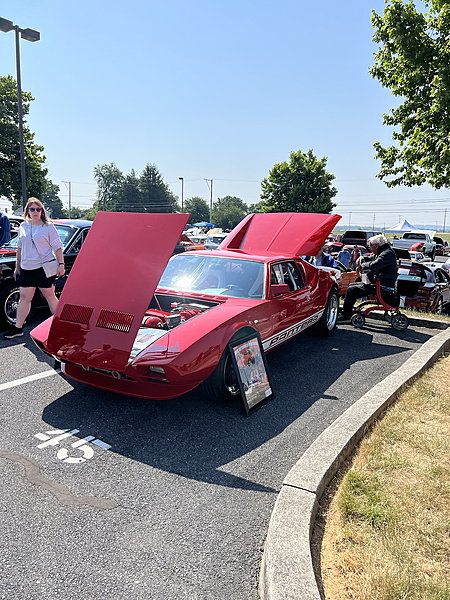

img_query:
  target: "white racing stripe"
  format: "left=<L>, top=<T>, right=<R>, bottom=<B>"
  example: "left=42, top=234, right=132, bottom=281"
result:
left=0, top=369, right=61, bottom=392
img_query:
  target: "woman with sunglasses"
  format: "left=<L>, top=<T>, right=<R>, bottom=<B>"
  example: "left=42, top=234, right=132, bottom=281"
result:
left=3, top=198, right=65, bottom=339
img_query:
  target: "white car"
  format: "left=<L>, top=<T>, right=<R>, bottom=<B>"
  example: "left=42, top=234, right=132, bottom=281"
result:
left=409, top=251, right=431, bottom=262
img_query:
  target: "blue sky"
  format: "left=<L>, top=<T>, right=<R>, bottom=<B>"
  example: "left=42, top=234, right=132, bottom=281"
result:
left=1, top=0, right=449, bottom=230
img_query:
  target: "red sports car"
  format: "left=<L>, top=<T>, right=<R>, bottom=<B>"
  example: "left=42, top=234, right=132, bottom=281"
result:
left=31, top=212, right=341, bottom=401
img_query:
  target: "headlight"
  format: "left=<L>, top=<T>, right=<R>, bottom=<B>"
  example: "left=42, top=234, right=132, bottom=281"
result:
left=149, top=366, right=166, bottom=375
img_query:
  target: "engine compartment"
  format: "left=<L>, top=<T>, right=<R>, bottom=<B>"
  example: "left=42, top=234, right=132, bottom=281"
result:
left=142, top=294, right=220, bottom=330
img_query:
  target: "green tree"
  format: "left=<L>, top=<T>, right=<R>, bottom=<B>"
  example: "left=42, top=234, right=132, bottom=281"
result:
left=93, top=163, right=124, bottom=211
left=42, top=179, right=64, bottom=218
left=211, top=196, right=248, bottom=229
left=0, top=75, right=48, bottom=205
left=139, top=164, right=179, bottom=213
left=261, top=149, right=337, bottom=213
left=247, top=200, right=266, bottom=213
left=370, top=0, right=450, bottom=188
left=116, top=169, right=141, bottom=212
left=62, top=206, right=92, bottom=219
left=184, top=196, right=210, bottom=223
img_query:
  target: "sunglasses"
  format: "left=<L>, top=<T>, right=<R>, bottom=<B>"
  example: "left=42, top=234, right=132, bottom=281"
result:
left=29, top=207, right=42, bottom=212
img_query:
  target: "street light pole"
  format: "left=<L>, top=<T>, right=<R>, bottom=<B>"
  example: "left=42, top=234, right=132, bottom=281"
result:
left=178, top=177, right=184, bottom=212
left=0, top=18, right=40, bottom=210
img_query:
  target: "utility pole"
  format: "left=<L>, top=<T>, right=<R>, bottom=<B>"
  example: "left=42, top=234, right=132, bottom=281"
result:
left=178, top=177, right=184, bottom=212
left=443, top=208, right=447, bottom=234
left=62, top=181, right=72, bottom=218
left=204, top=178, right=213, bottom=223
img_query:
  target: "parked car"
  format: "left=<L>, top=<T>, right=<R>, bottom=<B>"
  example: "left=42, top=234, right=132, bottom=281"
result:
left=336, top=230, right=382, bottom=249
left=30, top=212, right=342, bottom=401
left=397, top=261, right=450, bottom=314
left=324, top=241, right=343, bottom=256
left=408, top=251, right=431, bottom=263
left=203, top=232, right=229, bottom=250
left=392, top=231, right=437, bottom=259
left=8, top=217, right=24, bottom=236
left=0, top=219, right=93, bottom=326
left=184, top=233, right=208, bottom=250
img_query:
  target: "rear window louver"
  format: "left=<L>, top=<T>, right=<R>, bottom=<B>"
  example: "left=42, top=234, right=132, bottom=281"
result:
left=96, top=309, right=134, bottom=333
left=60, top=303, right=93, bottom=325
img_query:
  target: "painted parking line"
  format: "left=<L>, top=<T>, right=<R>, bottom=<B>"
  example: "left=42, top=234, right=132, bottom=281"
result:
left=0, top=368, right=61, bottom=392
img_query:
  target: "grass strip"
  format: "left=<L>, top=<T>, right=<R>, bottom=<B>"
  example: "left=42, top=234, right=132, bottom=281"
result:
left=314, top=354, right=450, bottom=600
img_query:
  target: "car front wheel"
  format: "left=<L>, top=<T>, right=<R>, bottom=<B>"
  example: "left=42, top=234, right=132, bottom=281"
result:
left=199, top=330, right=258, bottom=402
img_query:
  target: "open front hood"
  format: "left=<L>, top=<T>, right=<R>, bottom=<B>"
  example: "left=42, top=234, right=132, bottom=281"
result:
left=47, top=212, right=190, bottom=370
left=218, top=212, right=341, bottom=257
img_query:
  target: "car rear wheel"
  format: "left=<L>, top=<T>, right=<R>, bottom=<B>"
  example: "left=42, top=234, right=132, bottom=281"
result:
left=0, top=282, right=36, bottom=327
left=0, top=282, right=21, bottom=326
left=434, top=296, right=444, bottom=314
left=312, top=288, right=339, bottom=337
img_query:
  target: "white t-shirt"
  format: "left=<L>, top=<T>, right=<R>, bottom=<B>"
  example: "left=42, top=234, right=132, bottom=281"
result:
left=17, top=222, right=63, bottom=270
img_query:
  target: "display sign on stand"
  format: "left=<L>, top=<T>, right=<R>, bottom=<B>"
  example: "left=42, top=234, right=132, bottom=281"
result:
left=228, top=332, right=275, bottom=416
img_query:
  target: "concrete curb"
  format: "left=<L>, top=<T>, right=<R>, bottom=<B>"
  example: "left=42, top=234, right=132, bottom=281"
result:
left=259, top=324, right=450, bottom=600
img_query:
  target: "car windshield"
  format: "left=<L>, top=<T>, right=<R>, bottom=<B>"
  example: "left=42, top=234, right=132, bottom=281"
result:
left=2, top=224, right=77, bottom=250
left=158, top=254, right=265, bottom=299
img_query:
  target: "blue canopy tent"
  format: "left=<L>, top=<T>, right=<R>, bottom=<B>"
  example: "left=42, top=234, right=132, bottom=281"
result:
left=193, top=221, right=214, bottom=227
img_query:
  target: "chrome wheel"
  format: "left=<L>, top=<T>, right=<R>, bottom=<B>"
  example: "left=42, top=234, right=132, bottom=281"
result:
left=326, top=291, right=339, bottom=331
left=3, top=285, right=20, bottom=325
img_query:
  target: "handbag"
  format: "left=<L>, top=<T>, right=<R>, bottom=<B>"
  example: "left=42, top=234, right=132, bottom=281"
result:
left=31, top=224, right=59, bottom=278
left=42, top=259, right=59, bottom=277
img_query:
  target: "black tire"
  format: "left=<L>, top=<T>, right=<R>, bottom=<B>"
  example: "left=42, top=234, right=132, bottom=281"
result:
left=312, top=288, right=339, bottom=337
left=0, top=281, right=37, bottom=327
left=0, top=282, right=20, bottom=327
left=351, top=313, right=365, bottom=328
left=391, top=313, right=409, bottom=331
left=429, top=249, right=436, bottom=260
left=434, top=296, right=444, bottom=315
left=200, top=330, right=254, bottom=402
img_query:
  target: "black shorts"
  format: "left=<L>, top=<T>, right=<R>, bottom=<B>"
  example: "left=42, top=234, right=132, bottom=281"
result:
left=19, top=267, right=56, bottom=289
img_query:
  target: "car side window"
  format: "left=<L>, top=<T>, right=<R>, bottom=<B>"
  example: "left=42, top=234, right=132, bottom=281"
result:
left=287, top=262, right=304, bottom=289
left=270, top=262, right=304, bottom=292
left=70, top=229, right=89, bottom=254
left=436, top=269, right=450, bottom=284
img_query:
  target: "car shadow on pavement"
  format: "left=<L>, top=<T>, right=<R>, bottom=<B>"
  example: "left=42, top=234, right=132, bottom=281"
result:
left=41, top=325, right=434, bottom=493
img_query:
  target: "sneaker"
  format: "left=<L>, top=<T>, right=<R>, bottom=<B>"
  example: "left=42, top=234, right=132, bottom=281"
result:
left=3, top=326, right=24, bottom=340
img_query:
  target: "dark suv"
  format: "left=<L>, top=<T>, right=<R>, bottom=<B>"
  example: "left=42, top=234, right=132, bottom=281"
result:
left=338, top=230, right=382, bottom=249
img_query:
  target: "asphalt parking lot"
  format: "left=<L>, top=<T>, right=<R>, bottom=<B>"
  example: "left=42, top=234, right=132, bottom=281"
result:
left=0, top=317, right=443, bottom=600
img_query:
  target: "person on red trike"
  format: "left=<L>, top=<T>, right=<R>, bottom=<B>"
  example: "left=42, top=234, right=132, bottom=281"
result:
left=338, top=234, right=398, bottom=324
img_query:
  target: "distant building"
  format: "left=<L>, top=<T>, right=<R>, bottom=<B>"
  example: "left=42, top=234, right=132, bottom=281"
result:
left=0, top=197, right=13, bottom=215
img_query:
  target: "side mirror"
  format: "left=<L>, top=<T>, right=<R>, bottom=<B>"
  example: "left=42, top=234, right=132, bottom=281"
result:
left=270, top=283, right=290, bottom=297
